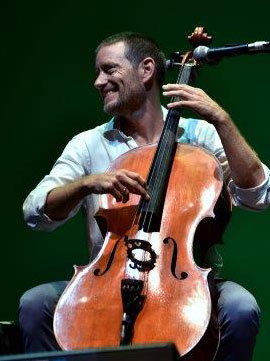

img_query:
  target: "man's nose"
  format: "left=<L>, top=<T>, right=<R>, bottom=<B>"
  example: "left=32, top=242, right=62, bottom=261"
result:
left=94, top=71, right=107, bottom=89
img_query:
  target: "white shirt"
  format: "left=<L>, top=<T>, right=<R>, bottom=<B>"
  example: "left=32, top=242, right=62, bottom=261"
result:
left=23, top=107, right=270, bottom=259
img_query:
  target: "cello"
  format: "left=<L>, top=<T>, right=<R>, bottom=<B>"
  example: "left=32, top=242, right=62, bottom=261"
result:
left=54, top=27, right=231, bottom=360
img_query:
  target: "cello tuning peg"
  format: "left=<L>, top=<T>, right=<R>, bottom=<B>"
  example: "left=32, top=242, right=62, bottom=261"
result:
left=166, top=52, right=183, bottom=69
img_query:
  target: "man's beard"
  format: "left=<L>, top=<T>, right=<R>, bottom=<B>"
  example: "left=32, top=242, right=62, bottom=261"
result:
left=103, top=78, right=146, bottom=116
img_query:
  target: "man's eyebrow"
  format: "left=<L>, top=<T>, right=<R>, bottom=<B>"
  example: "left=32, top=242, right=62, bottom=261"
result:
left=95, top=61, right=119, bottom=72
left=105, top=61, right=119, bottom=67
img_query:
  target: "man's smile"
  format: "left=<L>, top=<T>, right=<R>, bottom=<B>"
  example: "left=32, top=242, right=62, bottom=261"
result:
left=102, top=87, right=118, bottom=101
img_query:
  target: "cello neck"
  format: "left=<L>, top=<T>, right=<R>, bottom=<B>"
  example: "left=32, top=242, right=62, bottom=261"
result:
left=138, top=26, right=213, bottom=232
left=139, top=62, right=194, bottom=232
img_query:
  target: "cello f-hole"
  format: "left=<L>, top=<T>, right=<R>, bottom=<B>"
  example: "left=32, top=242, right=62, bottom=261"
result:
left=163, top=237, right=188, bottom=280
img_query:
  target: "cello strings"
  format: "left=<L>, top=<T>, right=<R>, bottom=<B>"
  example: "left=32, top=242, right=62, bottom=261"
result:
left=123, top=63, right=192, bottom=284
left=122, top=64, right=188, bottom=284
left=141, top=63, right=192, bottom=232
left=136, top=65, right=190, bottom=287
left=122, top=64, right=184, bottom=242
left=130, top=64, right=185, bottom=236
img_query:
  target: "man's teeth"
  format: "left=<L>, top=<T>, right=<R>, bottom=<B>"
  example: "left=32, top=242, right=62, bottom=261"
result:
left=107, top=90, right=116, bottom=96
left=103, top=89, right=117, bottom=100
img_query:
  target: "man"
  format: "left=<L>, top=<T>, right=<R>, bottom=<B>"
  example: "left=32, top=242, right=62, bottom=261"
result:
left=22, top=32, right=270, bottom=360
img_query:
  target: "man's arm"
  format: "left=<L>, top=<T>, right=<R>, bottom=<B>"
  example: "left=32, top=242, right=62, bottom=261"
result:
left=163, top=83, right=265, bottom=189
left=45, top=170, right=150, bottom=221
left=23, top=132, right=149, bottom=229
left=213, top=116, right=265, bottom=188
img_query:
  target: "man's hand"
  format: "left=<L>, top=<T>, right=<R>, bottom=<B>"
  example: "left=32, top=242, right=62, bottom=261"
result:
left=82, top=170, right=150, bottom=203
left=163, top=83, right=265, bottom=189
left=162, top=84, right=230, bottom=126
left=45, top=170, right=149, bottom=221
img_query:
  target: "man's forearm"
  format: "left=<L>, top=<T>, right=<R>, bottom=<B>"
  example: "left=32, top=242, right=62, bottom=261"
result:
left=215, top=114, right=265, bottom=189
left=44, top=170, right=150, bottom=221
left=44, top=178, right=89, bottom=221
left=163, top=84, right=266, bottom=189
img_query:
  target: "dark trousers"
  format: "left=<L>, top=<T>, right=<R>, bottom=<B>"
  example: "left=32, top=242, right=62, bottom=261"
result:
left=19, top=280, right=260, bottom=361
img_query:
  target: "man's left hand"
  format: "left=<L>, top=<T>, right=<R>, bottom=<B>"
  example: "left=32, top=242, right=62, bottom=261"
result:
left=162, top=84, right=230, bottom=127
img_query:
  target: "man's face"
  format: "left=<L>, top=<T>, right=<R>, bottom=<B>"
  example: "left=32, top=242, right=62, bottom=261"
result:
left=94, top=41, right=146, bottom=115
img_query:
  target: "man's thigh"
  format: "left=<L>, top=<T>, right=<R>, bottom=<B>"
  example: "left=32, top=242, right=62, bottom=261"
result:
left=19, top=281, right=68, bottom=352
left=215, top=280, right=260, bottom=361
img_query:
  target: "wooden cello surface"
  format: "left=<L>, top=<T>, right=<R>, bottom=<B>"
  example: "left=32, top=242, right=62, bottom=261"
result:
left=53, top=143, right=224, bottom=360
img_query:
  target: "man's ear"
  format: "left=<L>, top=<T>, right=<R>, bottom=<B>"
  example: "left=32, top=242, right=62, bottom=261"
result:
left=138, top=57, right=156, bottom=88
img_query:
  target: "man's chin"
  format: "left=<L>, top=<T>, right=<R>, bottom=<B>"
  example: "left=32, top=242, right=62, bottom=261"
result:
left=103, top=101, right=121, bottom=115
left=103, top=105, right=116, bottom=115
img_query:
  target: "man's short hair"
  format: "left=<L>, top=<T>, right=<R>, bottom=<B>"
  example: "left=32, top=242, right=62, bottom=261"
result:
left=96, top=32, right=166, bottom=88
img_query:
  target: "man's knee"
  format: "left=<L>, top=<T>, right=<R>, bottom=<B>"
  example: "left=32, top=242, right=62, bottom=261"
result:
left=19, top=282, right=68, bottom=333
left=217, top=280, right=260, bottom=336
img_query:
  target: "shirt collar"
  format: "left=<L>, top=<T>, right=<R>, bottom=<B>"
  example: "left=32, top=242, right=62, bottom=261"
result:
left=103, top=106, right=168, bottom=138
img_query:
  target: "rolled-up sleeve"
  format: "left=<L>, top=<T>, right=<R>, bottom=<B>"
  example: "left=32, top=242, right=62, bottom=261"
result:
left=228, top=163, right=270, bottom=210
left=23, top=134, right=90, bottom=231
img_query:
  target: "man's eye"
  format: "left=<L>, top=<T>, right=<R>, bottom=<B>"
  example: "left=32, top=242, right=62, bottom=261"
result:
left=107, top=68, right=115, bottom=74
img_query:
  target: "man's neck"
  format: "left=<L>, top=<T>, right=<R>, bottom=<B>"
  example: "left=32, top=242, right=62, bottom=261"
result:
left=116, top=96, right=164, bottom=146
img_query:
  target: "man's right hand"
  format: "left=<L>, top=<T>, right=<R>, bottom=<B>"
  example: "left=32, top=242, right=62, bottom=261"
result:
left=82, top=169, right=150, bottom=203
left=45, top=169, right=149, bottom=221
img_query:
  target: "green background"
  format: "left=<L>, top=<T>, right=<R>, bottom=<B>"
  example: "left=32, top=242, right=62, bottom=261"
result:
left=1, top=0, right=270, bottom=359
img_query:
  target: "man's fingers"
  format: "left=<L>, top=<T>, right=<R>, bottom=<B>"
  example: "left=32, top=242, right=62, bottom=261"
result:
left=114, top=182, right=130, bottom=203
left=163, top=83, right=201, bottom=94
left=116, top=170, right=149, bottom=200
left=109, top=187, right=123, bottom=202
left=120, top=170, right=147, bottom=187
left=120, top=175, right=150, bottom=200
left=167, top=100, right=198, bottom=109
left=96, top=170, right=150, bottom=202
left=163, top=89, right=196, bottom=100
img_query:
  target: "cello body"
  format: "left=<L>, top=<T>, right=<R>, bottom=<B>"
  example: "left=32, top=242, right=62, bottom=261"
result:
left=54, top=143, right=224, bottom=360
